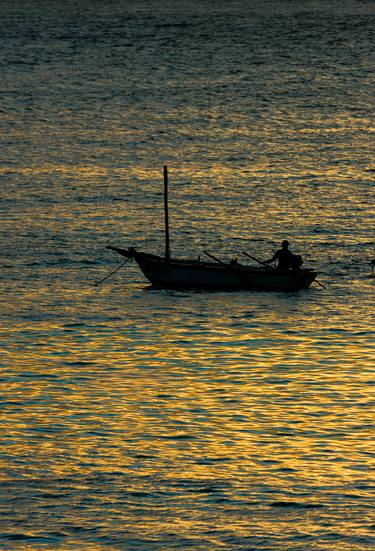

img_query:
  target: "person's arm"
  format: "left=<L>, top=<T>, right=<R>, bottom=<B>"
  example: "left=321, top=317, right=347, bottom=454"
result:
left=264, top=251, right=278, bottom=264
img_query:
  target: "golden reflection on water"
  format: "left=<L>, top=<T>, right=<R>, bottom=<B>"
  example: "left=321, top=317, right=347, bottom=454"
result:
left=1, top=2, right=374, bottom=548
left=1, top=61, right=374, bottom=551
left=2, top=300, right=373, bottom=492
left=2, top=270, right=374, bottom=546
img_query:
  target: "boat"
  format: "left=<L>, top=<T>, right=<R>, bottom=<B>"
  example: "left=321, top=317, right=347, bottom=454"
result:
left=107, top=167, right=318, bottom=291
left=106, top=246, right=317, bottom=291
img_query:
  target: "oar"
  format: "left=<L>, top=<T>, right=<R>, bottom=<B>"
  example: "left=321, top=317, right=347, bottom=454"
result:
left=203, top=251, right=252, bottom=286
left=312, top=279, right=327, bottom=289
left=203, top=250, right=233, bottom=267
left=241, top=251, right=271, bottom=268
left=93, top=258, right=130, bottom=286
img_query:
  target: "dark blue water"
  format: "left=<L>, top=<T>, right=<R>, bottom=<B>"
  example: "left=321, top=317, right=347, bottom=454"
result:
left=1, top=1, right=374, bottom=549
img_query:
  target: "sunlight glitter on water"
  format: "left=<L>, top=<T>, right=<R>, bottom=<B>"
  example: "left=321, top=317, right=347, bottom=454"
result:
left=1, top=0, right=375, bottom=548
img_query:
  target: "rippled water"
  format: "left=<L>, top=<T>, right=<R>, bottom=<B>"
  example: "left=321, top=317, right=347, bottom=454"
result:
left=1, top=1, right=374, bottom=549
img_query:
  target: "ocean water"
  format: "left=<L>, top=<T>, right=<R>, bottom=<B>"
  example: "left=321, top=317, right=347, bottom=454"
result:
left=1, top=0, right=374, bottom=549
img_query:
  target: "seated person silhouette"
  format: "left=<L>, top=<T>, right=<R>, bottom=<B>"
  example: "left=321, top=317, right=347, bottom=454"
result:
left=265, top=240, right=302, bottom=270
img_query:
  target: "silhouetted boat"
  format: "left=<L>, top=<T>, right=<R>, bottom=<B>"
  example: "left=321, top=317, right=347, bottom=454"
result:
left=107, top=167, right=318, bottom=291
left=106, top=246, right=317, bottom=291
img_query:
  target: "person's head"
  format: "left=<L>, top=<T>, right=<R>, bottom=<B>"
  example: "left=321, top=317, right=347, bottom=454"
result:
left=281, top=240, right=289, bottom=249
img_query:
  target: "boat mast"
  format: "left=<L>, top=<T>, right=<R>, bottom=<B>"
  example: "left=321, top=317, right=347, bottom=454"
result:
left=163, top=165, right=171, bottom=261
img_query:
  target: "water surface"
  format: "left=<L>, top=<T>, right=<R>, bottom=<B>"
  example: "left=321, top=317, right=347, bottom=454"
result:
left=1, top=1, right=374, bottom=549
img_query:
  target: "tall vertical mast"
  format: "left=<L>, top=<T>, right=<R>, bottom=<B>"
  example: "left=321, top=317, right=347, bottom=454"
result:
left=163, top=165, right=170, bottom=261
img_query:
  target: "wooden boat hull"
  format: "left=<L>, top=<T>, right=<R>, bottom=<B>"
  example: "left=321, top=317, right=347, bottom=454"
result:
left=107, top=247, right=317, bottom=291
